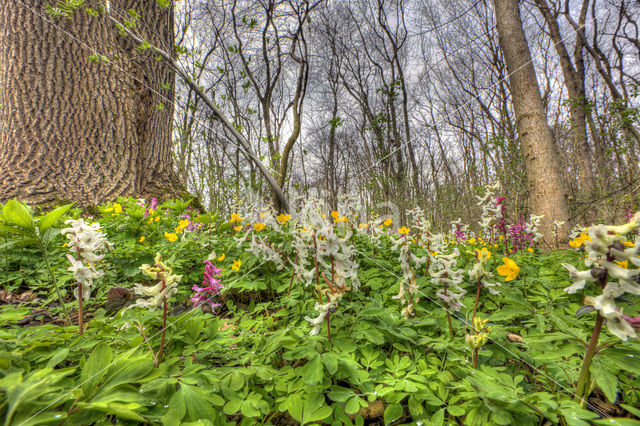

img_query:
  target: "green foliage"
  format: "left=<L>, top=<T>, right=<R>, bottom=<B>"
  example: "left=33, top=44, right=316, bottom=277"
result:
left=0, top=198, right=639, bottom=424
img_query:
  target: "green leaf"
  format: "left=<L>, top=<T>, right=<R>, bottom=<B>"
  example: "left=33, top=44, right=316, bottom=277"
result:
left=300, top=356, right=324, bottom=385
left=81, top=342, right=113, bottom=398
left=163, top=389, right=187, bottom=424
left=182, top=384, right=218, bottom=420
left=3, top=200, right=34, bottom=231
left=384, top=403, right=403, bottom=425
left=79, top=401, right=146, bottom=421
left=38, top=202, right=74, bottom=233
left=592, top=359, right=618, bottom=403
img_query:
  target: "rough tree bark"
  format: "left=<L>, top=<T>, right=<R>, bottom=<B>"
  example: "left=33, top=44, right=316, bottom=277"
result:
left=495, top=0, right=570, bottom=245
left=0, top=0, right=181, bottom=206
left=534, top=0, right=595, bottom=194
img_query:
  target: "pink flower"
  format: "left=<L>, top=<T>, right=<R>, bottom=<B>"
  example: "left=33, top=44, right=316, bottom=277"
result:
left=622, top=313, right=640, bottom=330
left=191, top=260, right=224, bottom=309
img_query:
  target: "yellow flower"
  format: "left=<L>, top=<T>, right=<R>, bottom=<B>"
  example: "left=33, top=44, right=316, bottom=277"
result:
left=527, top=247, right=534, bottom=252
left=359, top=223, right=369, bottom=229
left=277, top=214, right=291, bottom=223
left=469, top=238, right=476, bottom=244
left=155, top=217, right=160, bottom=222
left=234, top=225, right=243, bottom=231
left=383, top=218, right=393, bottom=226
left=617, top=260, right=629, bottom=269
left=259, top=212, right=266, bottom=219
left=113, top=203, right=122, bottom=214
left=139, top=236, right=145, bottom=243
left=61, top=242, right=68, bottom=247
left=476, top=247, right=491, bottom=260
left=322, top=214, right=326, bottom=219
left=179, top=219, right=189, bottom=228
left=147, top=217, right=154, bottom=224
left=624, top=241, right=635, bottom=247
left=218, top=254, right=226, bottom=261
left=175, top=226, right=183, bottom=234
left=334, top=216, right=349, bottom=224
left=331, top=211, right=340, bottom=219
left=497, top=258, right=520, bottom=281
left=499, top=235, right=504, bottom=241
left=230, top=213, right=243, bottom=223
left=398, top=226, right=410, bottom=235
left=164, top=232, right=178, bottom=242
left=431, top=250, right=438, bottom=256
left=568, top=237, right=583, bottom=248
left=232, top=259, right=242, bottom=271
left=254, top=223, right=266, bottom=231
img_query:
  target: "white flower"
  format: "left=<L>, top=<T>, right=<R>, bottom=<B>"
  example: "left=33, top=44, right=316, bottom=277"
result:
left=561, top=263, right=598, bottom=293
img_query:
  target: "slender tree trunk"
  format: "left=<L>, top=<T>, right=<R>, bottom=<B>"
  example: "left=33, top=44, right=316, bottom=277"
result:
left=534, top=0, right=594, bottom=194
left=495, top=0, right=570, bottom=245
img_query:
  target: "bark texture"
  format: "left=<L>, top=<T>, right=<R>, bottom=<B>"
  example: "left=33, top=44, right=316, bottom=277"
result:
left=0, top=1, right=179, bottom=206
left=495, top=0, right=570, bottom=245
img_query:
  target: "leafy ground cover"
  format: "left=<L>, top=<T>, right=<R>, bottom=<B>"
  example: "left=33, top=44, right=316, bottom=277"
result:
left=1, top=191, right=639, bottom=425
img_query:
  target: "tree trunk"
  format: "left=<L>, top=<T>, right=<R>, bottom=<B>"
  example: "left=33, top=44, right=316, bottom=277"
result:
left=534, top=0, right=595, bottom=194
left=495, top=0, right=570, bottom=245
left=0, top=1, right=180, bottom=207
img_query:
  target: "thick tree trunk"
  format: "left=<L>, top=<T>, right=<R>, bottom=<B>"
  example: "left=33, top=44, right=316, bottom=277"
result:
left=495, top=0, right=570, bottom=246
left=114, top=0, right=179, bottom=199
left=0, top=1, right=180, bottom=206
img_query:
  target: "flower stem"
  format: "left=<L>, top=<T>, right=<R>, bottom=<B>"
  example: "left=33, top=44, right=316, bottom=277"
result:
left=77, top=282, right=83, bottom=335
left=156, top=272, right=167, bottom=367
left=326, top=312, right=332, bottom=347
left=472, top=279, right=482, bottom=323
left=446, top=307, right=454, bottom=340
left=473, top=347, right=479, bottom=369
left=575, top=313, right=604, bottom=404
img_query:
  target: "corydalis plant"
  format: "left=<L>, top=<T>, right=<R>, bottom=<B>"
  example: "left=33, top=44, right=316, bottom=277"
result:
left=61, top=218, right=110, bottom=334
left=392, top=227, right=427, bottom=319
left=476, top=183, right=503, bottom=242
left=468, top=248, right=500, bottom=322
left=130, top=253, right=182, bottom=366
left=191, top=260, right=224, bottom=310
left=561, top=214, right=640, bottom=403
left=429, top=248, right=466, bottom=339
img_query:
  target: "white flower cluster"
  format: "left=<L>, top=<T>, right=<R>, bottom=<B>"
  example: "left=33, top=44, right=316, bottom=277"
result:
left=526, top=214, right=544, bottom=243
left=304, top=292, right=343, bottom=335
left=316, top=226, right=360, bottom=291
left=61, top=219, right=111, bottom=300
left=247, top=234, right=286, bottom=270
left=429, top=249, right=466, bottom=312
left=476, top=183, right=502, bottom=239
left=391, top=233, right=427, bottom=319
left=130, top=253, right=182, bottom=311
left=562, top=214, right=640, bottom=340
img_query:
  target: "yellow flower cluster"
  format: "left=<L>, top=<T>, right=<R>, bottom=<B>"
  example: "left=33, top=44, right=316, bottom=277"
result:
left=175, top=219, right=189, bottom=234
left=254, top=223, right=266, bottom=231
left=232, top=259, right=242, bottom=271
left=569, top=232, right=591, bottom=248
left=230, top=213, right=243, bottom=223
left=277, top=214, right=291, bottom=223
left=164, top=232, right=178, bottom=242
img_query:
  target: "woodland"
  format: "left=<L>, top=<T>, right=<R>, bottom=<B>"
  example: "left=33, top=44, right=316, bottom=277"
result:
left=0, top=0, right=640, bottom=425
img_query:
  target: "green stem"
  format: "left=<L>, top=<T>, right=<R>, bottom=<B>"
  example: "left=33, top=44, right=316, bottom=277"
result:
left=575, top=313, right=604, bottom=404
left=39, top=239, right=71, bottom=325
left=446, top=307, right=454, bottom=340
left=472, top=279, right=482, bottom=323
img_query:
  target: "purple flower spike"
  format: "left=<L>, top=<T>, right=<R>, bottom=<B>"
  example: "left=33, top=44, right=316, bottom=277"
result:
left=192, top=260, right=225, bottom=310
